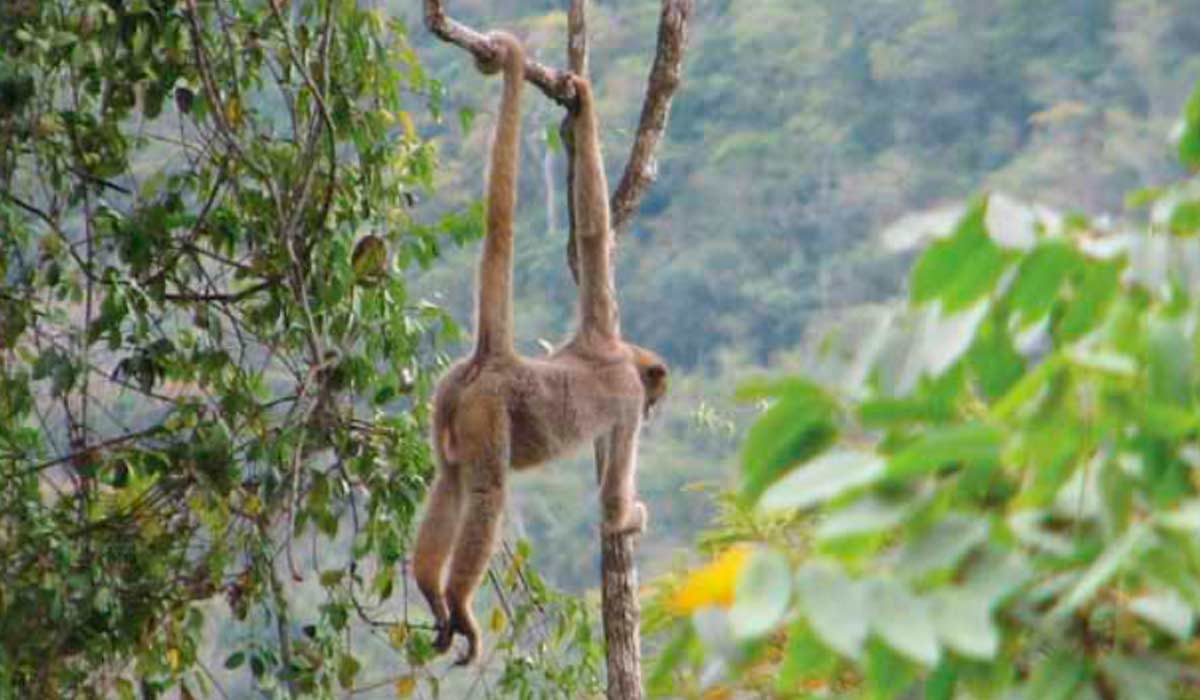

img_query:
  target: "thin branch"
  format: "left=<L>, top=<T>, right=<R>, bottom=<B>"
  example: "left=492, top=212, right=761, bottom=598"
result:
left=13, top=424, right=167, bottom=476
left=567, top=0, right=589, bottom=77
left=562, top=0, right=694, bottom=280
left=162, top=279, right=273, bottom=303
left=609, top=0, right=694, bottom=235
left=423, top=0, right=577, bottom=107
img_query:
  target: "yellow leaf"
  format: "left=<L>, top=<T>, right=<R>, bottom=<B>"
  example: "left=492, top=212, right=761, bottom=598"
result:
left=244, top=494, right=262, bottom=516
left=669, top=546, right=751, bottom=615
left=394, top=676, right=416, bottom=697
left=351, top=235, right=388, bottom=280
left=166, top=647, right=181, bottom=672
left=398, top=111, right=416, bottom=142
left=388, top=624, right=408, bottom=648
left=224, top=96, right=242, bottom=128
left=489, top=607, right=506, bottom=633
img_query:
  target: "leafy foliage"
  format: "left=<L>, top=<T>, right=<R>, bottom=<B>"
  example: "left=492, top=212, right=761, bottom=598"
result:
left=0, top=1, right=600, bottom=697
left=649, top=83, right=1200, bottom=698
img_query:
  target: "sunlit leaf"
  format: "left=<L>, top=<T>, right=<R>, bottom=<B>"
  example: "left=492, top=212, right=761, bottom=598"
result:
left=1129, top=590, right=1194, bottom=640
left=868, top=579, right=940, bottom=666
left=1051, top=523, right=1151, bottom=617
left=886, top=422, right=1003, bottom=479
left=738, top=378, right=839, bottom=502
left=911, top=198, right=1009, bottom=311
left=758, top=449, right=883, bottom=512
left=895, top=514, right=989, bottom=579
left=795, top=564, right=869, bottom=660
left=731, top=548, right=791, bottom=638
left=930, top=589, right=998, bottom=660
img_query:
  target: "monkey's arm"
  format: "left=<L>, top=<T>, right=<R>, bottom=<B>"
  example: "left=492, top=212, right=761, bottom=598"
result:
left=571, top=77, right=620, bottom=343
left=598, top=422, right=647, bottom=535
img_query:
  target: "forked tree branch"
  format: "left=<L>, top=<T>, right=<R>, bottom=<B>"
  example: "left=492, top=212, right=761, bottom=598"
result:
left=423, top=0, right=693, bottom=280
left=609, top=0, right=693, bottom=235
left=422, top=0, right=577, bottom=106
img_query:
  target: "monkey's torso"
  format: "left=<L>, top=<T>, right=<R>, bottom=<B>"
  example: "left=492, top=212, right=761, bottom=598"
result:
left=433, top=346, right=643, bottom=471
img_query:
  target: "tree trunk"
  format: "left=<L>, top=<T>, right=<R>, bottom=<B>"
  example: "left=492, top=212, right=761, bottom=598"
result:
left=600, top=530, right=643, bottom=700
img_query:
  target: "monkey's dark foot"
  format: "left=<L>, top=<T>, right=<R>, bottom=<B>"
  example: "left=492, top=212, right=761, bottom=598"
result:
left=446, top=609, right=479, bottom=666
left=602, top=500, right=648, bottom=536
left=453, top=632, right=479, bottom=666
left=433, top=620, right=454, bottom=654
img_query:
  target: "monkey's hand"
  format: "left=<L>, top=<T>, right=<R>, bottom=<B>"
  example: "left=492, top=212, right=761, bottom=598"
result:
left=602, top=500, right=648, bottom=536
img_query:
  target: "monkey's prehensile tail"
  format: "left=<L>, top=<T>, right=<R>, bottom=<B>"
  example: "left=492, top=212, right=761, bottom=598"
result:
left=473, top=32, right=524, bottom=360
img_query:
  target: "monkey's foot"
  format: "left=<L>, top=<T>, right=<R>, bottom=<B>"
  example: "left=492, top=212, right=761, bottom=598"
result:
left=433, top=621, right=454, bottom=654
left=602, top=500, right=648, bottom=536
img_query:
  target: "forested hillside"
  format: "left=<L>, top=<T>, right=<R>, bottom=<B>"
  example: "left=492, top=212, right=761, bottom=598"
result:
left=404, top=0, right=1200, bottom=368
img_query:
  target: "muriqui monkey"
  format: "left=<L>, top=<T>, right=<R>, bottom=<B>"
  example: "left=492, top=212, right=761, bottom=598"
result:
left=411, top=32, right=668, bottom=665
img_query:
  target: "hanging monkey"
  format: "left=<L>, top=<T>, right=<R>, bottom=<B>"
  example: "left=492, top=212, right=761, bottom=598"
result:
left=411, top=33, right=668, bottom=666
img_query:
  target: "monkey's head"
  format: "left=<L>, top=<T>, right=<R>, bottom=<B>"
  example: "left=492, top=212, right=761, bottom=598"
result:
left=629, top=344, right=669, bottom=417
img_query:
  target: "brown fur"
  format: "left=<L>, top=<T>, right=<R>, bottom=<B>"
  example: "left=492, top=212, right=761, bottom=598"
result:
left=411, top=41, right=668, bottom=665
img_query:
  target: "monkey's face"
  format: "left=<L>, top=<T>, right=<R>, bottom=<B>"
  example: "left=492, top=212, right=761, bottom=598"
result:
left=629, top=344, right=669, bottom=416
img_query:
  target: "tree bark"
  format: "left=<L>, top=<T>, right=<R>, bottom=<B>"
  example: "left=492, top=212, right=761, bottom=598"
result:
left=601, top=528, right=644, bottom=700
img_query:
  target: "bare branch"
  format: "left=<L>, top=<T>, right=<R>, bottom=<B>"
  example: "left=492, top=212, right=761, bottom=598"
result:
left=567, top=0, right=589, bottom=76
left=423, top=0, right=578, bottom=106
left=610, top=0, right=694, bottom=235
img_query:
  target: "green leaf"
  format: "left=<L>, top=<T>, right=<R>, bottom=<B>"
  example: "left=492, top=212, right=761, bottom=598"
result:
left=758, top=448, right=883, bottom=512
left=886, top=422, right=1003, bottom=479
left=1057, top=259, right=1120, bottom=342
left=911, top=199, right=1008, bottom=311
left=814, top=495, right=910, bottom=541
left=1126, top=186, right=1164, bottom=209
left=968, top=314, right=1025, bottom=399
left=1180, top=80, right=1200, bottom=171
left=777, top=620, right=837, bottom=691
left=1148, top=318, right=1192, bottom=406
left=545, top=124, right=562, bottom=153
left=795, top=564, right=869, bottom=659
left=1006, top=240, right=1083, bottom=325
left=929, top=589, right=998, bottom=660
left=1100, top=654, right=1174, bottom=700
left=895, top=514, right=989, bottom=579
left=731, top=548, right=792, bottom=638
left=337, top=653, right=361, bottom=689
left=224, top=651, right=245, bottom=669
left=1051, top=523, right=1151, bottom=617
left=458, top=107, right=476, bottom=135
left=868, top=579, right=939, bottom=666
left=1168, top=200, right=1200, bottom=236
left=1025, top=652, right=1086, bottom=700
left=739, top=378, right=839, bottom=502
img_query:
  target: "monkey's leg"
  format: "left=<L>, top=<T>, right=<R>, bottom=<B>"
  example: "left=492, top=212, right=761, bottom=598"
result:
left=592, top=434, right=610, bottom=485
left=444, top=459, right=506, bottom=666
left=599, top=423, right=648, bottom=535
left=413, top=463, right=463, bottom=653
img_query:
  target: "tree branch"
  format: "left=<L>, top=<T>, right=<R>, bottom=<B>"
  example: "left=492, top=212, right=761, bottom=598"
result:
left=610, top=0, right=693, bottom=235
left=423, top=0, right=578, bottom=107
left=564, top=0, right=694, bottom=281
